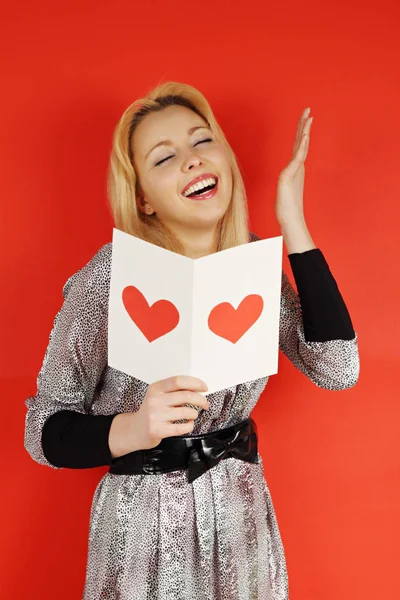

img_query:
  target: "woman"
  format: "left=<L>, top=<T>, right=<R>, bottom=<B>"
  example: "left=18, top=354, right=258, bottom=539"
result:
left=24, top=82, right=359, bottom=599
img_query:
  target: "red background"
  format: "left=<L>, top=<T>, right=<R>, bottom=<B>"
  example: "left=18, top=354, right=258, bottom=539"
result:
left=2, top=0, right=399, bottom=598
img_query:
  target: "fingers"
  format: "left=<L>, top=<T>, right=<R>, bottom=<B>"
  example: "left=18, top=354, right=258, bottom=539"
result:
left=291, top=135, right=309, bottom=170
left=294, top=108, right=313, bottom=155
left=166, top=420, right=197, bottom=437
left=165, top=390, right=210, bottom=411
left=164, top=405, right=203, bottom=422
left=141, top=377, right=210, bottom=448
left=300, top=117, right=313, bottom=156
left=295, top=107, right=309, bottom=146
left=152, top=375, right=208, bottom=394
left=147, top=377, right=210, bottom=411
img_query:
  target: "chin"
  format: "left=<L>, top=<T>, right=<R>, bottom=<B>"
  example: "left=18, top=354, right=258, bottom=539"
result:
left=191, top=205, right=228, bottom=226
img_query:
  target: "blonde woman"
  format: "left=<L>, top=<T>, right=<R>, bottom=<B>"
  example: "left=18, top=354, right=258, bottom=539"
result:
left=24, top=82, right=359, bottom=599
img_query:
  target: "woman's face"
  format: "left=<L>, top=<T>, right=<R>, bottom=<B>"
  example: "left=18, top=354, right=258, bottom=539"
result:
left=131, top=105, right=233, bottom=236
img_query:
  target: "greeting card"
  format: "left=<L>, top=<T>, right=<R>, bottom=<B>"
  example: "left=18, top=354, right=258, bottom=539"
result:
left=108, top=228, right=283, bottom=394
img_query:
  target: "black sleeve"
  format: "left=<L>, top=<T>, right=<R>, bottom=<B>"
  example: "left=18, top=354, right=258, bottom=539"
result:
left=288, top=248, right=355, bottom=342
left=41, top=410, right=119, bottom=469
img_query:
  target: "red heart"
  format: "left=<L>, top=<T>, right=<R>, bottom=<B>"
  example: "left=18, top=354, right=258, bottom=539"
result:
left=208, top=294, right=264, bottom=344
left=122, top=286, right=180, bottom=343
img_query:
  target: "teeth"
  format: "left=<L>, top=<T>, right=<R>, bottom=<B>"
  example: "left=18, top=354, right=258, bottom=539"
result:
left=183, top=177, right=217, bottom=196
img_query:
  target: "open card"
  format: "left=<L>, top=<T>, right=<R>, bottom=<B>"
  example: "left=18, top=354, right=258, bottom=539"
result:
left=108, top=228, right=283, bottom=394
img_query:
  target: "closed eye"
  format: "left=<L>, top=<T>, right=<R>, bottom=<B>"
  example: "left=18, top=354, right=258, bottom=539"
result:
left=155, top=138, right=213, bottom=166
left=195, top=138, right=212, bottom=146
left=155, top=156, right=172, bottom=166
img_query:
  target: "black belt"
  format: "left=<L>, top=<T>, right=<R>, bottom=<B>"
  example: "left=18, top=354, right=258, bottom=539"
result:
left=109, top=418, right=259, bottom=483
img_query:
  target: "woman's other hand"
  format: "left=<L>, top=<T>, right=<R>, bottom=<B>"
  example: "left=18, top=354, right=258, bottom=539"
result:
left=108, top=376, right=209, bottom=458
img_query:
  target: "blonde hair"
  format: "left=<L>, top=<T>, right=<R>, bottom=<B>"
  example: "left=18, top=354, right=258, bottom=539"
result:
left=107, top=81, right=250, bottom=255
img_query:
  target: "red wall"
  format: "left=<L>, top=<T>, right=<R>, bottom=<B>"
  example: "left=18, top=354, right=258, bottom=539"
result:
left=2, top=0, right=399, bottom=597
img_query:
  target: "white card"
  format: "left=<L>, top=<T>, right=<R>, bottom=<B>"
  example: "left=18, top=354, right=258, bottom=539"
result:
left=108, top=228, right=283, bottom=394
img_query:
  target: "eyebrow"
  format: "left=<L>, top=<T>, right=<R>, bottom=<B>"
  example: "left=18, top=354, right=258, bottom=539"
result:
left=144, top=126, right=211, bottom=161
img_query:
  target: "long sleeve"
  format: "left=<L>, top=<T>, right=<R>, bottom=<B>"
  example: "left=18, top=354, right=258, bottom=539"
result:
left=279, top=248, right=360, bottom=390
left=24, top=244, right=118, bottom=470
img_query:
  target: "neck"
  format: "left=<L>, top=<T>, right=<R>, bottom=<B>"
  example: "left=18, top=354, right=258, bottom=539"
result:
left=176, top=226, right=220, bottom=258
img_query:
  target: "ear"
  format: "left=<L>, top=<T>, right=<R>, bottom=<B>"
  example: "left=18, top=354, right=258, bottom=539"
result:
left=136, top=189, right=155, bottom=216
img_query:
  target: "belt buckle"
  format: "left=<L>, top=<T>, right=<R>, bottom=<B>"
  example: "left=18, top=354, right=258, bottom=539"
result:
left=187, top=419, right=259, bottom=484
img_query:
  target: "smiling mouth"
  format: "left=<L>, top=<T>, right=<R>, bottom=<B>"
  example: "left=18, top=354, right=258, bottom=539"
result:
left=182, top=181, right=219, bottom=201
left=183, top=181, right=218, bottom=199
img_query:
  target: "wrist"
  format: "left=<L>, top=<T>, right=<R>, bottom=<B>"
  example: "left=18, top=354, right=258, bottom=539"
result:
left=279, top=218, right=317, bottom=254
left=108, top=412, right=140, bottom=459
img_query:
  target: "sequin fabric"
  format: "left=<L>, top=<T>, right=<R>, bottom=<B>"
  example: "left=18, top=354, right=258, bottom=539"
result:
left=24, top=238, right=359, bottom=599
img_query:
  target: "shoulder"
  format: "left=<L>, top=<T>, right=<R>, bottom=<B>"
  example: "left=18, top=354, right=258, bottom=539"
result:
left=62, top=242, right=113, bottom=305
left=248, top=231, right=260, bottom=242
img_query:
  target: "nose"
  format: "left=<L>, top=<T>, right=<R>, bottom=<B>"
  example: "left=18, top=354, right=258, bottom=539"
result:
left=181, top=148, right=204, bottom=171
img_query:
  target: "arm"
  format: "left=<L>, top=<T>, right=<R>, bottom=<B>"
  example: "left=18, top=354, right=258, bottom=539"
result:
left=250, top=229, right=359, bottom=390
left=24, top=244, right=119, bottom=469
left=279, top=248, right=359, bottom=390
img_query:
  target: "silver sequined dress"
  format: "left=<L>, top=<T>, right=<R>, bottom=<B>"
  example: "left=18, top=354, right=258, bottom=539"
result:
left=24, top=241, right=359, bottom=600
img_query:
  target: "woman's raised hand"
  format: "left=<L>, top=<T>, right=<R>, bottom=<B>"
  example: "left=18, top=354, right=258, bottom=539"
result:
left=108, top=376, right=209, bottom=458
left=275, top=107, right=314, bottom=228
